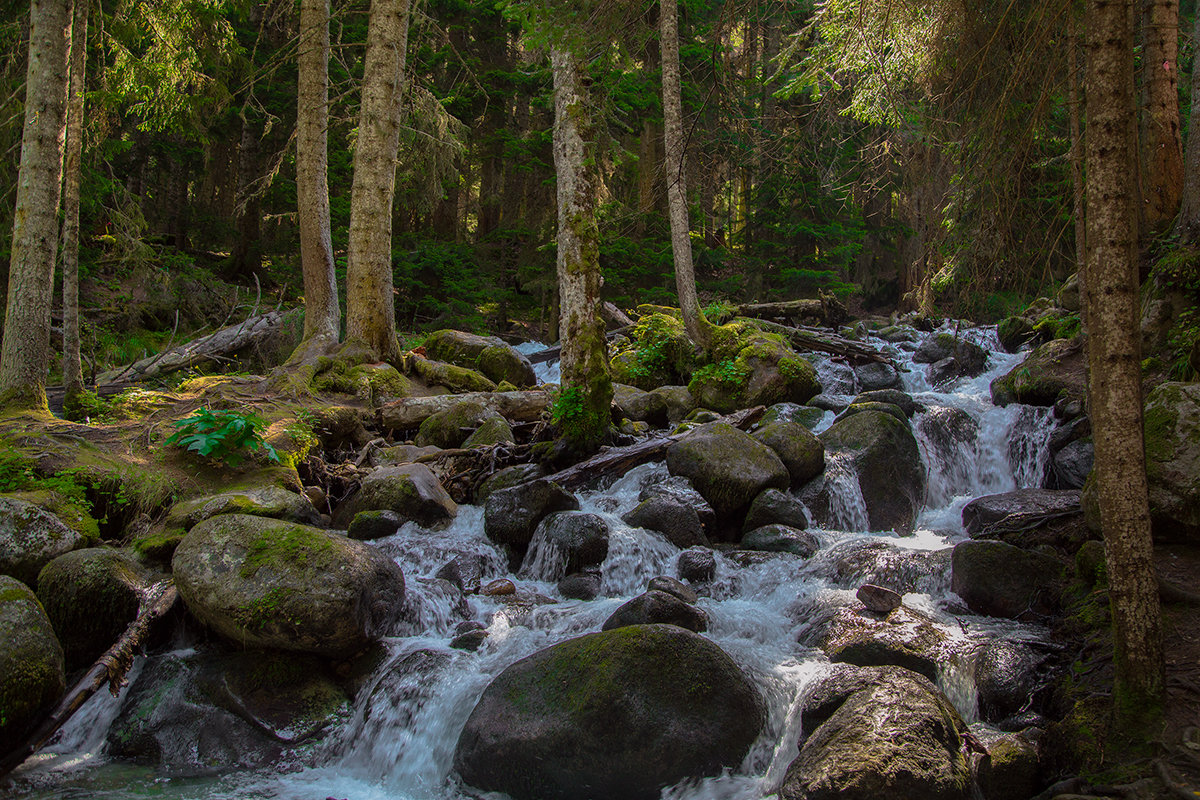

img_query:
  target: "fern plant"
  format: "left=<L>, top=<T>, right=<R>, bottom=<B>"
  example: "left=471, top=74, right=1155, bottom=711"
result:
left=165, top=408, right=279, bottom=467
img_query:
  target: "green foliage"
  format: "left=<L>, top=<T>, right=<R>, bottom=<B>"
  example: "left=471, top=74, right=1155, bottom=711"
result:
left=690, top=359, right=749, bottom=391
left=165, top=408, right=279, bottom=467
left=1151, top=247, right=1200, bottom=379
left=1167, top=308, right=1200, bottom=381
left=550, top=386, right=587, bottom=427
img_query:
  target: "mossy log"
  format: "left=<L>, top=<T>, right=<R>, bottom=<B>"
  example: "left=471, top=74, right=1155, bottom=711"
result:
left=733, top=294, right=848, bottom=328
left=379, top=390, right=553, bottom=431
left=748, top=319, right=893, bottom=366
left=0, top=580, right=178, bottom=778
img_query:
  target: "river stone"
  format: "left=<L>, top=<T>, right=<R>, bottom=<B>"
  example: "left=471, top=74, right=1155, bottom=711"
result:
left=475, top=463, right=547, bottom=504
left=36, top=547, right=149, bottom=670
left=647, top=575, right=698, bottom=604
left=854, top=361, right=903, bottom=391
left=0, top=575, right=66, bottom=754
left=347, top=509, right=404, bottom=540
left=602, top=589, right=708, bottom=633
left=423, top=329, right=537, bottom=387
left=997, top=316, right=1037, bottom=352
left=524, top=512, right=610, bottom=579
left=990, top=337, right=1087, bottom=407
left=975, top=640, right=1048, bottom=723
left=976, top=728, right=1043, bottom=800
left=454, top=624, right=765, bottom=800
left=622, top=495, right=708, bottom=548
left=412, top=357, right=497, bottom=394
left=857, top=583, right=902, bottom=613
left=916, top=334, right=989, bottom=386
left=744, top=488, right=809, bottom=531
left=559, top=571, right=602, bottom=601
left=613, top=384, right=669, bottom=426
left=172, top=514, right=405, bottom=657
left=639, top=476, right=717, bottom=531
left=808, top=393, right=849, bottom=412
left=334, top=463, right=457, bottom=529
left=451, top=628, right=489, bottom=651
left=740, top=524, right=819, bottom=559
left=818, top=539, right=951, bottom=594
left=751, top=421, right=825, bottom=486
left=415, top=400, right=499, bottom=449
left=370, top=443, right=442, bottom=468
left=677, top=547, right=717, bottom=583
left=0, top=496, right=84, bottom=587
left=781, top=665, right=970, bottom=800
left=950, top=540, right=1063, bottom=619
left=1050, top=437, right=1093, bottom=491
left=962, top=489, right=1082, bottom=538
left=484, top=480, right=580, bottom=553
left=851, top=389, right=924, bottom=417
left=462, top=416, right=516, bottom=448
left=165, top=480, right=322, bottom=532
left=818, top=410, right=926, bottom=533
left=833, top=401, right=908, bottom=427
left=650, top=385, right=697, bottom=423
left=1142, top=382, right=1200, bottom=541
left=811, top=604, right=948, bottom=682
left=666, top=423, right=789, bottom=522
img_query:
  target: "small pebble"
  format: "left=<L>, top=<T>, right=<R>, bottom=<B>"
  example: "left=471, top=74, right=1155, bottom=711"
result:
left=482, top=578, right=516, bottom=596
left=857, top=583, right=902, bottom=613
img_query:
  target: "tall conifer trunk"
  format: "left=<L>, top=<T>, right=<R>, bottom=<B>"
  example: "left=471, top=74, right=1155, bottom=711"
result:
left=1138, top=0, right=1183, bottom=235
left=61, top=0, right=87, bottom=409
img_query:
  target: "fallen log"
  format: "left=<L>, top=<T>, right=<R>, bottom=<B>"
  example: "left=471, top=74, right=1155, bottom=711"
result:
left=379, top=389, right=553, bottom=431
left=525, top=326, right=633, bottom=366
left=747, top=318, right=893, bottom=366
left=0, top=580, right=178, bottom=779
left=734, top=293, right=849, bottom=328
left=96, top=310, right=292, bottom=385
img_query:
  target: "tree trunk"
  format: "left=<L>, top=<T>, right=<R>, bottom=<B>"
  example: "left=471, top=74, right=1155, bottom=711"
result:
left=0, top=0, right=73, bottom=410
left=61, top=0, right=87, bottom=408
left=1084, top=0, right=1165, bottom=733
left=551, top=46, right=612, bottom=455
left=290, top=0, right=340, bottom=363
left=1175, top=8, right=1200, bottom=242
left=344, top=0, right=411, bottom=363
left=1138, top=0, right=1183, bottom=235
left=228, top=116, right=263, bottom=279
left=661, top=0, right=710, bottom=349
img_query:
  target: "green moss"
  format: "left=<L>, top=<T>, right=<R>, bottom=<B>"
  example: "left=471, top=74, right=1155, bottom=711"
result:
left=239, top=525, right=335, bottom=579
left=1143, top=385, right=1181, bottom=463
left=132, top=528, right=186, bottom=562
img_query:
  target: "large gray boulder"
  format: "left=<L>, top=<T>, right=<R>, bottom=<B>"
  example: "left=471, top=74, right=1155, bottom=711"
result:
left=415, top=400, right=501, bottom=449
left=484, top=479, right=580, bottom=553
left=622, top=495, right=708, bottom=548
left=1142, top=382, right=1200, bottom=541
left=601, top=590, right=708, bottom=632
left=975, top=640, right=1049, bottom=723
left=781, top=665, right=971, bottom=800
left=752, top=420, right=825, bottom=485
left=423, top=329, right=537, bottom=387
left=806, top=604, right=947, bottom=683
left=744, top=488, right=810, bottom=532
left=0, top=575, right=66, bottom=754
left=172, top=514, right=405, bottom=657
left=0, top=496, right=84, bottom=586
left=815, top=410, right=926, bottom=533
left=454, top=624, right=765, bottom=800
left=666, top=423, right=789, bottom=522
left=522, top=511, right=610, bottom=580
left=962, top=489, right=1083, bottom=549
left=164, top=482, right=321, bottom=531
left=333, top=463, right=457, bottom=529
left=950, top=540, right=1063, bottom=619
left=990, top=337, right=1087, bottom=407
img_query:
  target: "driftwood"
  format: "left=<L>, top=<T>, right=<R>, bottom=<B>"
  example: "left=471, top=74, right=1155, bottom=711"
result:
left=734, top=293, right=849, bottom=328
left=96, top=310, right=291, bottom=385
left=379, top=389, right=553, bottom=431
left=0, top=580, right=178, bottom=779
left=747, top=318, right=893, bottom=366
left=602, top=301, right=635, bottom=329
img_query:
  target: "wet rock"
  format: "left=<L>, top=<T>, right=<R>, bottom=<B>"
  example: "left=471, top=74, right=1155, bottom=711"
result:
left=781, top=664, right=970, bottom=800
left=990, top=337, right=1087, bottom=407
left=809, top=393, right=849, bottom=412
left=666, top=423, right=789, bottom=522
left=752, top=421, right=825, bottom=486
left=857, top=583, right=902, bottom=613
left=451, top=629, right=489, bottom=651
left=817, top=539, right=951, bottom=594
left=854, top=361, right=903, bottom=391
left=333, top=463, right=457, bottom=529
left=415, top=400, right=502, bottom=449
left=622, top=495, right=708, bottom=548
left=997, top=316, right=1036, bottom=352
left=915, top=334, right=989, bottom=386
left=962, top=489, right=1082, bottom=537
left=524, top=512, right=610, bottom=579
left=475, top=463, right=547, bottom=504
left=741, top=525, right=819, bottom=559
left=434, top=553, right=489, bottom=594
left=36, top=547, right=149, bottom=670
left=639, top=476, right=717, bottom=532
left=0, top=575, right=65, bottom=754
left=558, top=571, right=602, bottom=601
left=346, top=509, right=404, bottom=540
left=173, top=514, right=405, bottom=657
left=834, top=401, right=908, bottom=427
left=744, top=488, right=809, bottom=531
left=761, top=402, right=827, bottom=430
left=454, top=624, right=765, bottom=800
left=0, top=496, right=84, bottom=587
left=810, top=604, right=948, bottom=682
left=975, top=640, right=1048, bottom=723
left=976, top=728, right=1044, bottom=800
left=164, top=481, right=322, bottom=533
left=423, top=329, right=537, bottom=387
left=490, top=589, right=557, bottom=628
left=484, top=480, right=580, bottom=554
left=950, top=540, right=1064, bottom=619
left=602, top=589, right=708, bottom=633
left=677, top=547, right=717, bottom=583
left=851, top=389, right=924, bottom=417
left=1142, top=382, right=1200, bottom=541
left=647, top=576, right=698, bottom=604
left=482, top=578, right=516, bottom=596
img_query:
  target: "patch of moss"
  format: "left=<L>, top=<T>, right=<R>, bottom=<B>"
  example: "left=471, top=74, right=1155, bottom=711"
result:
left=239, top=524, right=336, bottom=580
left=132, top=528, right=187, bottom=562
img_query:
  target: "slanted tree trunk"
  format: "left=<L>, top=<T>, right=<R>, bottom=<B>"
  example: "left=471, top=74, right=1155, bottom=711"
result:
left=61, top=0, right=87, bottom=411
left=1084, top=0, right=1165, bottom=733
left=289, top=0, right=340, bottom=364
left=1175, top=8, right=1200, bottom=243
left=344, top=0, right=411, bottom=363
left=661, top=0, right=710, bottom=349
left=551, top=45, right=612, bottom=455
left=1138, top=0, right=1183, bottom=236
left=0, top=0, right=73, bottom=410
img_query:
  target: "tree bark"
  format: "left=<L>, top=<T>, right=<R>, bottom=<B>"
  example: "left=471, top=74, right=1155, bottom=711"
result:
left=551, top=46, right=612, bottom=455
left=661, top=0, right=710, bottom=349
left=1175, top=8, right=1200, bottom=242
left=1084, top=0, right=1165, bottom=731
left=345, top=0, right=411, bottom=363
left=61, top=0, right=87, bottom=407
left=0, top=0, right=73, bottom=410
left=1138, top=0, right=1183, bottom=235
left=290, top=0, right=340, bottom=363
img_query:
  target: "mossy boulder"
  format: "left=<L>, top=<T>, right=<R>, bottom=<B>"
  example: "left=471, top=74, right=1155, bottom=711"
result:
left=423, top=329, right=537, bottom=387
left=650, top=385, right=697, bottom=423
left=36, top=547, right=149, bottom=670
left=834, top=401, right=908, bottom=427
left=996, top=316, right=1036, bottom=353
left=666, top=423, right=790, bottom=523
left=761, top=401, right=827, bottom=430
left=412, top=357, right=497, bottom=393
left=0, top=495, right=84, bottom=587
left=165, top=483, right=321, bottom=532
left=743, top=488, right=810, bottom=532
left=0, top=575, right=66, bottom=754
left=688, top=330, right=821, bottom=413
left=608, top=313, right=697, bottom=390
left=622, top=495, right=708, bottom=548
left=475, top=463, right=547, bottom=504
left=850, top=390, right=923, bottom=417
left=415, top=400, right=501, bottom=449
left=781, top=665, right=970, bottom=800
left=3, top=490, right=99, bottom=543
left=172, top=514, right=405, bottom=657
left=990, top=336, right=1087, bottom=407
left=950, top=540, right=1064, bottom=619
left=612, top=384, right=668, bottom=426
left=977, top=729, right=1043, bottom=800
left=332, top=463, right=457, bottom=529
left=1142, top=382, right=1200, bottom=541
left=453, top=624, right=765, bottom=800
left=462, top=416, right=515, bottom=448
left=751, top=421, right=825, bottom=487
left=315, top=361, right=414, bottom=403
left=817, top=410, right=926, bottom=533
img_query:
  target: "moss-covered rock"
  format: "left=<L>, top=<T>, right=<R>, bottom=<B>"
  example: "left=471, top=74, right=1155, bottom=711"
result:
left=608, top=313, right=697, bottom=390
left=462, top=416, right=515, bottom=448
left=743, top=488, right=810, bottom=532
left=990, top=336, right=1087, bottom=407
left=36, top=547, right=149, bottom=670
left=666, top=423, right=790, bottom=523
left=172, top=514, right=405, bottom=656
left=761, top=401, right=827, bottom=430
left=165, top=480, right=321, bottom=532
left=415, top=400, right=500, bottom=449
left=688, top=328, right=821, bottom=413
left=950, top=540, right=1064, bottom=619
left=412, top=358, right=497, bottom=393
left=612, top=384, right=668, bottom=426
left=3, top=490, right=99, bottom=543
left=453, top=624, right=765, bottom=800
left=996, top=316, right=1036, bottom=353
left=650, top=385, right=697, bottom=423
left=1142, top=381, right=1200, bottom=541
left=834, top=401, right=909, bottom=427
left=475, top=463, right=547, bottom=504
left=0, top=495, right=84, bottom=586
left=0, top=575, right=65, bottom=754
left=423, top=329, right=537, bottom=387
left=977, top=729, right=1043, bottom=800
left=332, top=463, right=457, bottom=529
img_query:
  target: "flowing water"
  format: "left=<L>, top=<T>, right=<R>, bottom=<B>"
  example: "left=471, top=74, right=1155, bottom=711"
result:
left=6, top=323, right=1058, bottom=800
